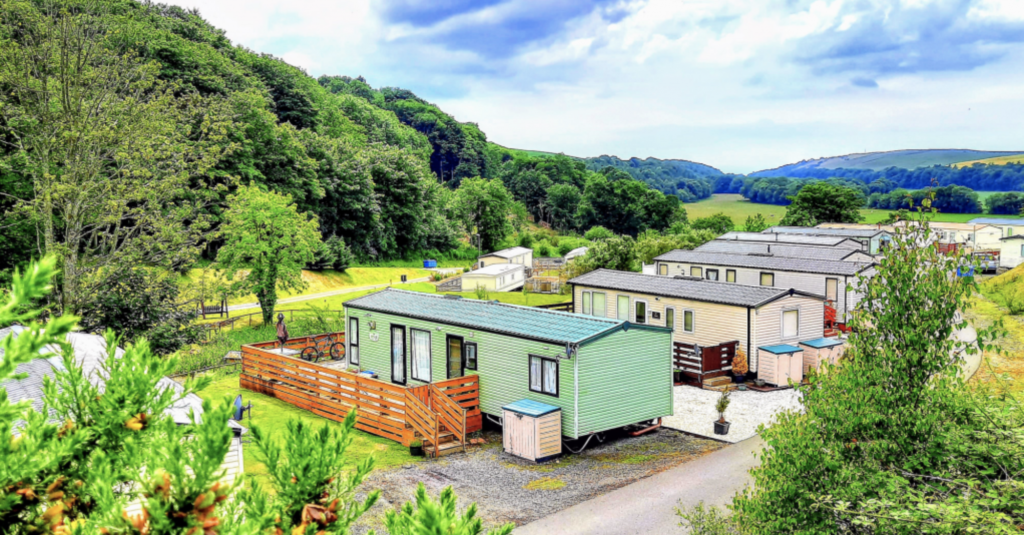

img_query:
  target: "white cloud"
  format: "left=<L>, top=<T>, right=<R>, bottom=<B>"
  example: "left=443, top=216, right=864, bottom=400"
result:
left=170, top=0, right=1024, bottom=173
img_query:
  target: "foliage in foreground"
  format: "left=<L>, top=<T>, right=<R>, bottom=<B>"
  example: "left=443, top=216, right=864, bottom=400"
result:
left=0, top=258, right=505, bottom=533
left=384, top=484, right=513, bottom=535
left=731, top=209, right=1024, bottom=533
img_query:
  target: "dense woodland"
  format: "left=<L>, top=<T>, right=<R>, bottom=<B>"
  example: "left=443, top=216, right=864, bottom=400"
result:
left=0, top=0, right=688, bottom=291
left=752, top=162, right=1024, bottom=191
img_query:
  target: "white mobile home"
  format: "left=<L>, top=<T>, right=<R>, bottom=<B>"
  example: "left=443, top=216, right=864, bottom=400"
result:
left=477, top=246, right=533, bottom=269
left=653, top=250, right=875, bottom=325
left=695, top=240, right=873, bottom=263
left=462, top=263, right=526, bottom=292
left=999, top=236, right=1024, bottom=269
left=569, top=269, right=827, bottom=384
left=764, top=226, right=892, bottom=255
left=716, top=231, right=864, bottom=250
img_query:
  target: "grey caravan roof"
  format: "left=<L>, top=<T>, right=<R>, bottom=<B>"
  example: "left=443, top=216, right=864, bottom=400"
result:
left=569, top=269, right=824, bottom=307
left=968, top=217, right=1024, bottom=226
left=0, top=326, right=243, bottom=432
left=716, top=232, right=861, bottom=248
left=653, top=250, right=874, bottom=276
left=695, top=241, right=863, bottom=262
left=479, top=246, right=532, bottom=259
left=764, top=226, right=890, bottom=239
left=343, top=288, right=666, bottom=345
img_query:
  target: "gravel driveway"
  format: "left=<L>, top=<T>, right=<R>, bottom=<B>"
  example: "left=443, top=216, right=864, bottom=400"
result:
left=352, top=428, right=722, bottom=532
left=662, top=386, right=803, bottom=443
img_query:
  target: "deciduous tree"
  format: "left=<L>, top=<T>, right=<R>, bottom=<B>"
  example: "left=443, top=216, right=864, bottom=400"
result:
left=216, top=185, right=320, bottom=325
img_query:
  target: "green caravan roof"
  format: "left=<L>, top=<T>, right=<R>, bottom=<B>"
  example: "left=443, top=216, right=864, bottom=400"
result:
left=344, top=288, right=667, bottom=346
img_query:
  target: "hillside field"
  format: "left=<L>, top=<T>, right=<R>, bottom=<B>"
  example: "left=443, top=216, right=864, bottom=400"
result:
left=685, top=194, right=1021, bottom=227
left=954, top=154, right=1024, bottom=168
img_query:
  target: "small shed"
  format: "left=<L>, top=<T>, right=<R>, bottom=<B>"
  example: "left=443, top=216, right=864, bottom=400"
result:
left=502, top=399, right=562, bottom=462
left=757, top=344, right=804, bottom=387
left=798, top=337, right=845, bottom=375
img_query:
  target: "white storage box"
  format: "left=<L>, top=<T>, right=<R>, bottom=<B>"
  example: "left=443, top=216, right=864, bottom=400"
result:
left=502, top=399, right=562, bottom=462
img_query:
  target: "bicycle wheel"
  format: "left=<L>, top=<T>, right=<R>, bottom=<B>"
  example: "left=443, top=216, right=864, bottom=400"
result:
left=301, top=347, right=318, bottom=362
left=329, top=342, right=346, bottom=360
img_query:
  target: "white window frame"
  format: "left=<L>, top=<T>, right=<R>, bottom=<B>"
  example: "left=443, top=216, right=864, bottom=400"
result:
left=581, top=290, right=592, bottom=315
left=633, top=298, right=649, bottom=324
left=617, top=295, right=630, bottom=320
left=682, top=309, right=696, bottom=333
left=781, top=308, right=800, bottom=340
left=664, top=306, right=676, bottom=330
left=411, top=328, right=432, bottom=383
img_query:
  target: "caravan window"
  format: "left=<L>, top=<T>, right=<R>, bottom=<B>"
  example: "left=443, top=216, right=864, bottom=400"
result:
left=726, top=270, right=736, bottom=283
left=706, top=269, right=719, bottom=281
left=782, top=309, right=799, bottom=339
left=348, top=317, right=360, bottom=365
left=760, top=272, right=775, bottom=286
left=617, top=295, right=629, bottom=320
left=690, top=266, right=703, bottom=277
left=411, top=329, right=432, bottom=382
left=683, top=310, right=695, bottom=333
left=529, top=356, right=559, bottom=397
left=591, top=292, right=606, bottom=317
left=634, top=300, right=648, bottom=324
left=582, top=291, right=591, bottom=315
left=659, top=264, right=668, bottom=275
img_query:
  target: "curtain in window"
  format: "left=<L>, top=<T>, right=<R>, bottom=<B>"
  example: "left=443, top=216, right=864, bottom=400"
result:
left=530, top=357, right=542, bottom=391
left=617, top=296, right=629, bottom=320
left=592, top=293, right=606, bottom=317
left=392, top=328, right=405, bottom=383
left=582, top=292, right=591, bottom=315
left=684, top=311, right=694, bottom=332
left=543, top=360, right=557, bottom=394
left=665, top=308, right=674, bottom=330
left=412, top=330, right=431, bottom=382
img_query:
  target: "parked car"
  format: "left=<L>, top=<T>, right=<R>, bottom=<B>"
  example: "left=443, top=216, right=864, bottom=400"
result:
left=972, top=252, right=998, bottom=273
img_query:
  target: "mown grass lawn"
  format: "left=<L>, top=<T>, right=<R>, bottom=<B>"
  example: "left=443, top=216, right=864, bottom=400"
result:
left=197, top=373, right=420, bottom=489
left=183, top=267, right=436, bottom=306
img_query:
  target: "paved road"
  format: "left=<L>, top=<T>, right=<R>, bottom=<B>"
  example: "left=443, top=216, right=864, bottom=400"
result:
left=515, top=436, right=763, bottom=535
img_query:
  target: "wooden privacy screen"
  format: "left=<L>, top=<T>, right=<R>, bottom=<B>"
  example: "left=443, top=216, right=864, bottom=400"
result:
left=673, top=340, right=738, bottom=384
left=240, top=339, right=481, bottom=449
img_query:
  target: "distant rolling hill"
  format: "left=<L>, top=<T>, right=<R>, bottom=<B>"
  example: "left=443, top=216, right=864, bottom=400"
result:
left=953, top=153, right=1024, bottom=168
left=752, top=149, right=1024, bottom=176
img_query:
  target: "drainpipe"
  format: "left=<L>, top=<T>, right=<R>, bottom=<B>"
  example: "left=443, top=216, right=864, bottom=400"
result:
left=746, top=306, right=753, bottom=375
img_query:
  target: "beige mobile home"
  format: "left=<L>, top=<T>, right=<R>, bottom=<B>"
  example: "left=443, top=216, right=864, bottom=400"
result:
left=968, top=217, right=1024, bottom=241
left=461, top=263, right=526, bottom=292
left=477, top=246, right=533, bottom=269
left=764, top=226, right=892, bottom=255
left=695, top=240, right=874, bottom=263
left=653, top=250, right=875, bottom=326
left=569, top=269, right=826, bottom=384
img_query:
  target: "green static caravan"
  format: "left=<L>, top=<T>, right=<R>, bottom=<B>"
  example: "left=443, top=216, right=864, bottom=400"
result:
left=343, top=288, right=673, bottom=440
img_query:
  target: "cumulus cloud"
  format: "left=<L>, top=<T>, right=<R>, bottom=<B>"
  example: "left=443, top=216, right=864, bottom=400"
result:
left=174, top=0, right=1024, bottom=172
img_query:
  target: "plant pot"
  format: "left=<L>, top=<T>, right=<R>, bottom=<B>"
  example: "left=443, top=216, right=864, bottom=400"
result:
left=410, top=445, right=424, bottom=457
left=673, top=370, right=684, bottom=384
left=737, top=384, right=747, bottom=391
left=755, top=379, right=766, bottom=387
left=714, top=421, right=730, bottom=435
left=732, top=374, right=745, bottom=384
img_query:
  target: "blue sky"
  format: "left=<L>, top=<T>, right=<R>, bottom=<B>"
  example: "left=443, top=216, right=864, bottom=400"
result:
left=178, top=0, right=1024, bottom=173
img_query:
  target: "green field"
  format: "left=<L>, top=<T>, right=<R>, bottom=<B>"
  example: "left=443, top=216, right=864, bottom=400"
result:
left=686, top=194, right=1020, bottom=227
left=953, top=153, right=1024, bottom=168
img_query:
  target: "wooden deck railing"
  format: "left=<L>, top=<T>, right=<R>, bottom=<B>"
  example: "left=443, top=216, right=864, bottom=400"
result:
left=240, top=336, right=481, bottom=455
left=430, top=384, right=467, bottom=447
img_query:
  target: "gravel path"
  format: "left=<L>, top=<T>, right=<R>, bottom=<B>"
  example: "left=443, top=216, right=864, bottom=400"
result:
left=663, top=386, right=803, bottom=443
left=352, top=428, right=722, bottom=533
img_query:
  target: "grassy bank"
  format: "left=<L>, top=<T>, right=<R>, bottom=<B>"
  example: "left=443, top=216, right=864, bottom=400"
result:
left=197, top=374, right=418, bottom=488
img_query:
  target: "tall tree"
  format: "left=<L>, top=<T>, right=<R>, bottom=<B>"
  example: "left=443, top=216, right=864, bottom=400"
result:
left=732, top=211, right=1022, bottom=533
left=545, top=183, right=582, bottom=231
left=454, top=178, right=515, bottom=252
left=780, top=182, right=864, bottom=226
left=0, top=0, right=232, bottom=313
left=216, top=185, right=320, bottom=324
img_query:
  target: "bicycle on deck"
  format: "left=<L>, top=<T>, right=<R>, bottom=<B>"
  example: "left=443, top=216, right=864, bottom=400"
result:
left=301, top=334, right=345, bottom=363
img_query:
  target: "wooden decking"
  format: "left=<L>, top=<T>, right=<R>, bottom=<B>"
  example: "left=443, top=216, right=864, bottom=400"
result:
left=674, top=340, right=738, bottom=386
left=240, top=334, right=481, bottom=457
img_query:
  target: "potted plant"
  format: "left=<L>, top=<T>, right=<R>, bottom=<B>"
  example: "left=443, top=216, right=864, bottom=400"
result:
left=755, top=378, right=766, bottom=388
left=732, top=349, right=748, bottom=384
left=673, top=368, right=685, bottom=384
left=409, top=439, right=424, bottom=457
left=714, top=390, right=731, bottom=435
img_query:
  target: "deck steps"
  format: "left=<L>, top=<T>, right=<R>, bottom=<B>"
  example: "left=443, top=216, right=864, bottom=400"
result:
left=424, top=440, right=465, bottom=457
left=702, top=376, right=733, bottom=388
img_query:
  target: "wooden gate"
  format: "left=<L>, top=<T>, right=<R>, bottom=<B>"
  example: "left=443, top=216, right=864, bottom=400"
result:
left=673, top=340, right=739, bottom=385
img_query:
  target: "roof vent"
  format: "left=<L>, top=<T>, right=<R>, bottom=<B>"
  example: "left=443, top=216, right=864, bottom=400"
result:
left=673, top=275, right=704, bottom=281
left=749, top=253, right=774, bottom=257
left=444, top=294, right=462, bottom=300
